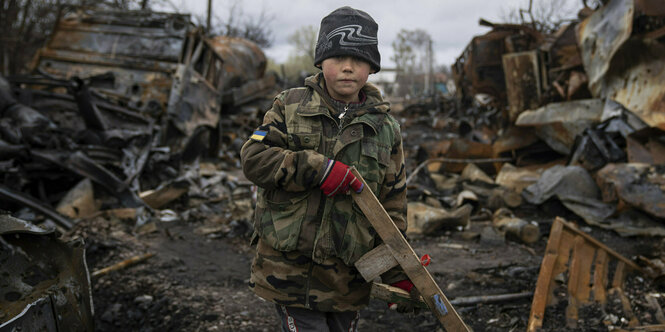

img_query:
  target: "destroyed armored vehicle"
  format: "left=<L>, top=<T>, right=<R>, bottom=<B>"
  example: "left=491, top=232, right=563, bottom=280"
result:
left=0, top=8, right=278, bottom=226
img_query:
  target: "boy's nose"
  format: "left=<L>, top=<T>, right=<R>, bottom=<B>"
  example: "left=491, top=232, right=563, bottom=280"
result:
left=341, top=59, right=354, bottom=72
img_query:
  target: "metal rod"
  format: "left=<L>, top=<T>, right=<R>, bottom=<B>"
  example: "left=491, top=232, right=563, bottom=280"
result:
left=91, top=253, right=155, bottom=278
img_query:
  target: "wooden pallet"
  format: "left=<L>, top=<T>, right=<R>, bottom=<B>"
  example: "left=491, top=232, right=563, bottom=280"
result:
left=527, top=217, right=645, bottom=331
left=350, top=168, right=470, bottom=332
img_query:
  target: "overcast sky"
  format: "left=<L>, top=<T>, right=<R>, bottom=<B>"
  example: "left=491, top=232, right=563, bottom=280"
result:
left=160, top=0, right=581, bottom=68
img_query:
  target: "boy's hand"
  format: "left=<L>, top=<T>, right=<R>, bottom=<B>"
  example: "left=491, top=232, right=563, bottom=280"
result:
left=320, top=160, right=364, bottom=197
left=388, top=280, right=420, bottom=314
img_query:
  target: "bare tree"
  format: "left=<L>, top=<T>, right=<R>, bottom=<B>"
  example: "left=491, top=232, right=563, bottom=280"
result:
left=391, top=29, right=434, bottom=97
left=270, top=25, right=319, bottom=84
left=501, top=0, right=583, bottom=34
left=1, top=0, right=68, bottom=75
left=287, top=25, right=317, bottom=64
left=391, top=29, right=432, bottom=74
left=197, top=0, right=274, bottom=48
left=240, top=8, right=273, bottom=48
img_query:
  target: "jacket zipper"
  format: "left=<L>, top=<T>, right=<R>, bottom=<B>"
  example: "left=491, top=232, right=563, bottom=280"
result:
left=338, top=104, right=349, bottom=122
left=336, top=104, right=349, bottom=134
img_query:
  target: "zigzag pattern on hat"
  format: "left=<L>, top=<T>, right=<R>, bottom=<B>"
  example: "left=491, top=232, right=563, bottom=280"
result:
left=326, top=24, right=378, bottom=47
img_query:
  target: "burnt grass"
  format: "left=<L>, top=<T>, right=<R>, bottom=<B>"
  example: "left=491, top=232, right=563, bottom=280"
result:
left=64, top=206, right=664, bottom=332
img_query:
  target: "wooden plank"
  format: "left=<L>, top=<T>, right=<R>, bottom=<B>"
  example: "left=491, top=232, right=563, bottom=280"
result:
left=592, top=250, right=609, bottom=303
left=350, top=168, right=469, bottom=332
left=354, top=244, right=399, bottom=282
left=553, top=230, right=575, bottom=282
left=529, top=218, right=646, bottom=332
left=556, top=217, right=642, bottom=272
left=372, top=283, right=533, bottom=308
left=370, top=282, right=427, bottom=309
left=529, top=218, right=567, bottom=332
left=527, top=253, right=558, bottom=332
left=545, top=218, right=565, bottom=255
left=634, top=324, right=665, bottom=331
left=566, top=297, right=580, bottom=329
left=566, top=236, right=585, bottom=328
left=568, top=236, right=584, bottom=300
left=613, top=261, right=627, bottom=289
left=575, top=242, right=595, bottom=303
left=548, top=222, right=574, bottom=307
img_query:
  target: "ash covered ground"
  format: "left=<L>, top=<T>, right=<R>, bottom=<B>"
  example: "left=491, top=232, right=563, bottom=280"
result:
left=62, top=109, right=665, bottom=332
left=67, top=204, right=663, bottom=332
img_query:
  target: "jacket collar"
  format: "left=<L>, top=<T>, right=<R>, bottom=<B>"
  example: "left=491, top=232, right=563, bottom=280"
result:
left=299, top=73, right=389, bottom=133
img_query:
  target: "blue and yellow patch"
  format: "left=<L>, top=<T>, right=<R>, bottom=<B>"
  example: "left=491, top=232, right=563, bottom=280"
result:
left=250, top=130, right=267, bottom=141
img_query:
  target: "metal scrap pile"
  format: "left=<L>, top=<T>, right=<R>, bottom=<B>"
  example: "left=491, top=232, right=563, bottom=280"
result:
left=413, top=0, right=665, bottom=231
left=405, top=1, right=665, bottom=329
left=0, top=9, right=278, bottom=233
left=0, top=8, right=280, bottom=331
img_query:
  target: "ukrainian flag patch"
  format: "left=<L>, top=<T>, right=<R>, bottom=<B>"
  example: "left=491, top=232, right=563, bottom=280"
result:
left=250, top=130, right=267, bottom=141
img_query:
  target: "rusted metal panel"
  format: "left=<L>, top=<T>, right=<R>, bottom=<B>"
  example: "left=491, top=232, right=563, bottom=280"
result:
left=546, top=23, right=583, bottom=71
left=210, top=36, right=278, bottom=109
left=210, top=36, right=268, bottom=87
left=516, top=99, right=605, bottom=154
left=33, top=10, right=192, bottom=116
left=470, top=33, right=510, bottom=97
left=0, top=214, right=94, bottom=331
left=48, top=28, right=184, bottom=61
left=576, top=0, right=634, bottom=96
left=453, top=23, right=542, bottom=105
left=228, top=73, right=278, bottom=107
left=503, top=51, right=541, bottom=121
left=37, top=49, right=178, bottom=73
left=166, top=63, right=220, bottom=139
left=601, top=41, right=665, bottom=127
left=578, top=0, right=665, bottom=127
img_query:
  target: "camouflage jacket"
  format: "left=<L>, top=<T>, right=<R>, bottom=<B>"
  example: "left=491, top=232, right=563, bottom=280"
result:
left=240, top=73, right=407, bottom=312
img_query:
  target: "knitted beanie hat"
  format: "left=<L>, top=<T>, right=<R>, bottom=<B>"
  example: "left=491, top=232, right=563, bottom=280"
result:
left=314, top=6, right=381, bottom=73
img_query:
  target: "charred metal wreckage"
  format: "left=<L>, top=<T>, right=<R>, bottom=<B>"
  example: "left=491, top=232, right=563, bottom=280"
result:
left=2, top=1, right=665, bottom=331
left=0, top=9, right=277, bottom=228
left=411, top=0, right=665, bottom=329
left=1, top=9, right=277, bottom=331
left=0, top=213, right=94, bottom=331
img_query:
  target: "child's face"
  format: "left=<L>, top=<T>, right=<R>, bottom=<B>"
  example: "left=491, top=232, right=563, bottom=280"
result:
left=321, top=56, right=372, bottom=103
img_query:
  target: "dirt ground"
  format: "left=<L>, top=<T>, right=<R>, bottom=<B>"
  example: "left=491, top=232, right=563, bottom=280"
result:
left=60, top=110, right=665, bottom=332
left=63, top=198, right=663, bottom=332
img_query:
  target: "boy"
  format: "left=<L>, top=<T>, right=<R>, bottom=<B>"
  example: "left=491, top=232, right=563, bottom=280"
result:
left=241, top=6, right=412, bottom=332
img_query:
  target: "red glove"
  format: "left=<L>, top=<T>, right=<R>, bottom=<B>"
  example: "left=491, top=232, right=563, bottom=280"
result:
left=388, top=280, right=416, bottom=311
left=320, top=160, right=364, bottom=197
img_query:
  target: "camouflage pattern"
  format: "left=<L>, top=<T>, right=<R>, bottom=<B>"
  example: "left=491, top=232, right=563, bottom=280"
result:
left=241, top=73, right=407, bottom=312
